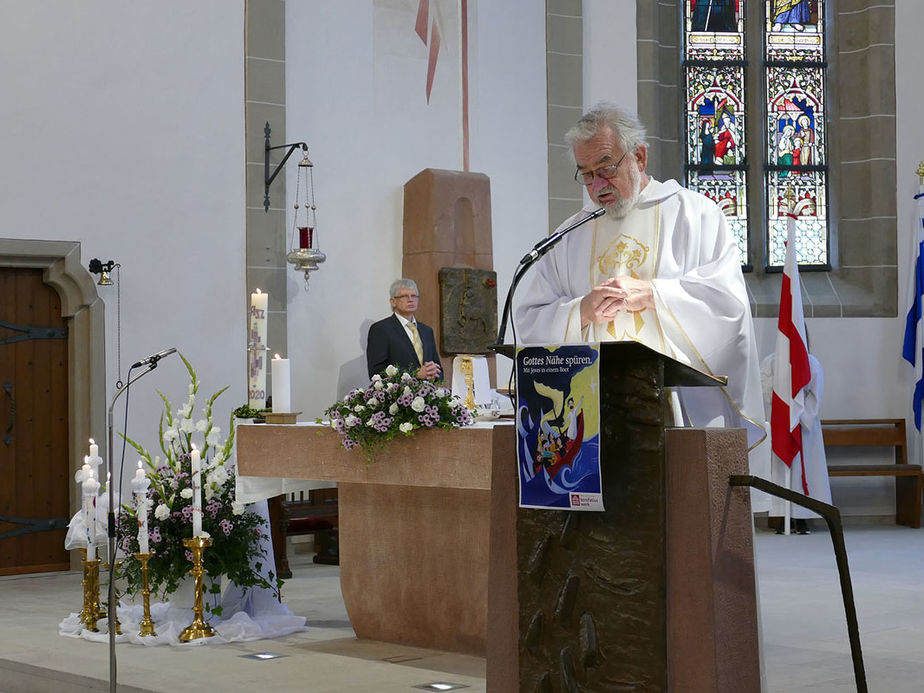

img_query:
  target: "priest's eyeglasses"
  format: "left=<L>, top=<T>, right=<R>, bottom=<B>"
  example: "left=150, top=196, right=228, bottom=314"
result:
left=574, top=151, right=630, bottom=184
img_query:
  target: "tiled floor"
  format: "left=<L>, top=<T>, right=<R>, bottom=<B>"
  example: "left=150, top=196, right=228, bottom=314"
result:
left=1, top=524, right=923, bottom=692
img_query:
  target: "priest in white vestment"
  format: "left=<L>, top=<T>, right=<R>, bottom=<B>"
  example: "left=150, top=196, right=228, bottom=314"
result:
left=515, top=104, right=769, bottom=495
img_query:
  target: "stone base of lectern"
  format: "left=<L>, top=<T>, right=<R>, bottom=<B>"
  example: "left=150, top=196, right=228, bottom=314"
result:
left=496, top=427, right=759, bottom=693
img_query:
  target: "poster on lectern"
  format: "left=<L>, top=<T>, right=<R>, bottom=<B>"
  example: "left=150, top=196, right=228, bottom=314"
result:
left=515, top=343, right=603, bottom=511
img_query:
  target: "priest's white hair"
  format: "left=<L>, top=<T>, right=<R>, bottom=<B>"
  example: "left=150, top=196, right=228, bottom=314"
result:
left=564, top=103, right=648, bottom=159
left=389, top=278, right=419, bottom=298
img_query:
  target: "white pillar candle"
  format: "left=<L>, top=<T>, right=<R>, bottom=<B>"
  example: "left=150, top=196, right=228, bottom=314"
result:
left=82, top=470, right=100, bottom=558
left=88, top=438, right=98, bottom=459
left=190, top=446, right=202, bottom=537
left=131, top=462, right=151, bottom=554
left=248, top=289, right=269, bottom=409
left=271, top=354, right=291, bottom=413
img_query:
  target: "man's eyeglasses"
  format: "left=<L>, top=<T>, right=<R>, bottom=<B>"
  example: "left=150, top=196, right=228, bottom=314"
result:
left=394, top=293, right=419, bottom=300
left=574, top=151, right=630, bottom=184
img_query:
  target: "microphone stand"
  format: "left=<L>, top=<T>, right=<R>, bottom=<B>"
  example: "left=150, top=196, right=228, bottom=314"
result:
left=491, top=207, right=605, bottom=353
left=105, top=361, right=159, bottom=693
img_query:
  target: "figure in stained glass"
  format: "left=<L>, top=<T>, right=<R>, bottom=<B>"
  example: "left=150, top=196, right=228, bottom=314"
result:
left=796, top=113, right=816, bottom=165
left=777, top=124, right=795, bottom=175
left=699, top=119, right=716, bottom=165
left=691, top=0, right=738, bottom=32
left=772, top=0, right=813, bottom=32
left=714, top=105, right=737, bottom=164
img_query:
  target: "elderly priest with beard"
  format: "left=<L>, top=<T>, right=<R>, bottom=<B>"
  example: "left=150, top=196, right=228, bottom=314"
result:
left=515, top=103, right=768, bottom=484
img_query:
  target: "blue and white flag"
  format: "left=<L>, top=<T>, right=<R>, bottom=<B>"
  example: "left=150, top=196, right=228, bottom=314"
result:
left=902, top=192, right=924, bottom=432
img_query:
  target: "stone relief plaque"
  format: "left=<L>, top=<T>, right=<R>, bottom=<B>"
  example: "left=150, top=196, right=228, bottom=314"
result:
left=438, top=267, right=497, bottom=355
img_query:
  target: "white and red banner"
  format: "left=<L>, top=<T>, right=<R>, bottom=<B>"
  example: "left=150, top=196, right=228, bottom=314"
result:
left=771, top=214, right=811, bottom=493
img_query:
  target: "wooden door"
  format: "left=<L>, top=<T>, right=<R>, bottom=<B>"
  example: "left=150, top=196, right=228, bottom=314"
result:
left=0, top=268, right=70, bottom=575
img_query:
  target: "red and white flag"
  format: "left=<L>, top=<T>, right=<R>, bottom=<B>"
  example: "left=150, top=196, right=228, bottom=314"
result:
left=771, top=214, right=811, bottom=493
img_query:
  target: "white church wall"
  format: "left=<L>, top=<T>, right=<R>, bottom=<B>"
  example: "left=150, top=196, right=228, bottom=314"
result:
left=584, top=0, right=637, bottom=115
left=0, top=3, right=247, bottom=469
left=285, top=0, right=548, bottom=415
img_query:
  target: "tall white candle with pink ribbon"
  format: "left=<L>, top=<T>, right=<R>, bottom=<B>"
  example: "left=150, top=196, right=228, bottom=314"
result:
left=248, top=289, right=268, bottom=409
left=131, top=461, right=151, bottom=554
left=87, top=438, right=103, bottom=479
left=82, top=468, right=100, bottom=558
left=190, top=445, right=202, bottom=537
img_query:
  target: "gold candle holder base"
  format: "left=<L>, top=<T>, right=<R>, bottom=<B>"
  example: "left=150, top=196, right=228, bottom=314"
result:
left=179, top=536, right=215, bottom=642
left=79, top=548, right=101, bottom=632
left=135, top=552, right=156, bottom=637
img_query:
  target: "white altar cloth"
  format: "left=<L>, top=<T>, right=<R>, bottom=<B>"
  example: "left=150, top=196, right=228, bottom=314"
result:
left=59, top=588, right=307, bottom=646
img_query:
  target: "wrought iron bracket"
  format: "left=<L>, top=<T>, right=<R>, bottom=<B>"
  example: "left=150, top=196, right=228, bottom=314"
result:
left=729, top=475, right=867, bottom=693
left=0, top=513, right=68, bottom=540
left=264, top=122, right=308, bottom=212
left=0, top=319, right=67, bottom=346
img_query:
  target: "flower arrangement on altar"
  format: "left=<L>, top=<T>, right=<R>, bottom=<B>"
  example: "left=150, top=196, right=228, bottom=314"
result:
left=117, top=355, right=281, bottom=613
left=322, top=364, right=475, bottom=461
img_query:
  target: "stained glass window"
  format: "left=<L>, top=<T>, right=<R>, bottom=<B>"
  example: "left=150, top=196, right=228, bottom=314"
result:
left=681, top=1, right=830, bottom=268
left=683, top=1, right=749, bottom=263
left=765, top=0, right=829, bottom=266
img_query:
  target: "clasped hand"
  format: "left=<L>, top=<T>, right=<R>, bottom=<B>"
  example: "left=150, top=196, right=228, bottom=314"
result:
left=417, top=361, right=442, bottom=379
left=580, top=276, right=654, bottom=328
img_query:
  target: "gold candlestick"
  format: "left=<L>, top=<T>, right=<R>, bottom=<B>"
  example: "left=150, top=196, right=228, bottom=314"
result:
left=179, top=536, right=215, bottom=642
left=459, top=355, right=477, bottom=411
left=79, top=548, right=101, bottom=632
left=135, top=552, right=156, bottom=637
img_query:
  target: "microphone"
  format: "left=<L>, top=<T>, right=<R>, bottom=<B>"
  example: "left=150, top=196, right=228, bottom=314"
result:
left=131, top=347, right=177, bottom=369
left=492, top=208, right=607, bottom=350
left=519, top=207, right=606, bottom=265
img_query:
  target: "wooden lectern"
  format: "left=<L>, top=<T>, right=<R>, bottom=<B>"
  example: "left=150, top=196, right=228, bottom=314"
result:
left=489, top=342, right=760, bottom=692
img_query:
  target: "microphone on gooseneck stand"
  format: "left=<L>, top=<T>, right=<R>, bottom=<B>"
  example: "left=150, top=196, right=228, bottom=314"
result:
left=491, top=207, right=606, bottom=351
left=131, top=347, right=178, bottom=369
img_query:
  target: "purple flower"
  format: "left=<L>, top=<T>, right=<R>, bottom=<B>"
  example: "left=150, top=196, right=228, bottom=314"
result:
left=150, top=527, right=162, bottom=543
left=220, top=519, right=234, bottom=536
left=182, top=505, right=193, bottom=521
left=185, top=550, right=194, bottom=562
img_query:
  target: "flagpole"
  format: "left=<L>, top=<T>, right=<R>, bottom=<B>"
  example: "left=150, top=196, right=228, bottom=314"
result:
left=916, top=162, right=924, bottom=470
left=783, top=186, right=793, bottom=536
left=784, top=467, right=792, bottom=535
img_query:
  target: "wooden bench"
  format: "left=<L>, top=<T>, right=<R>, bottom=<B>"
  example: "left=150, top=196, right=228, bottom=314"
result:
left=821, top=419, right=922, bottom=528
left=267, top=489, right=339, bottom=579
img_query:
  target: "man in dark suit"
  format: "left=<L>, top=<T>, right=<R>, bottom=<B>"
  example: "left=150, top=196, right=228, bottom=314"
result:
left=366, top=278, right=442, bottom=380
